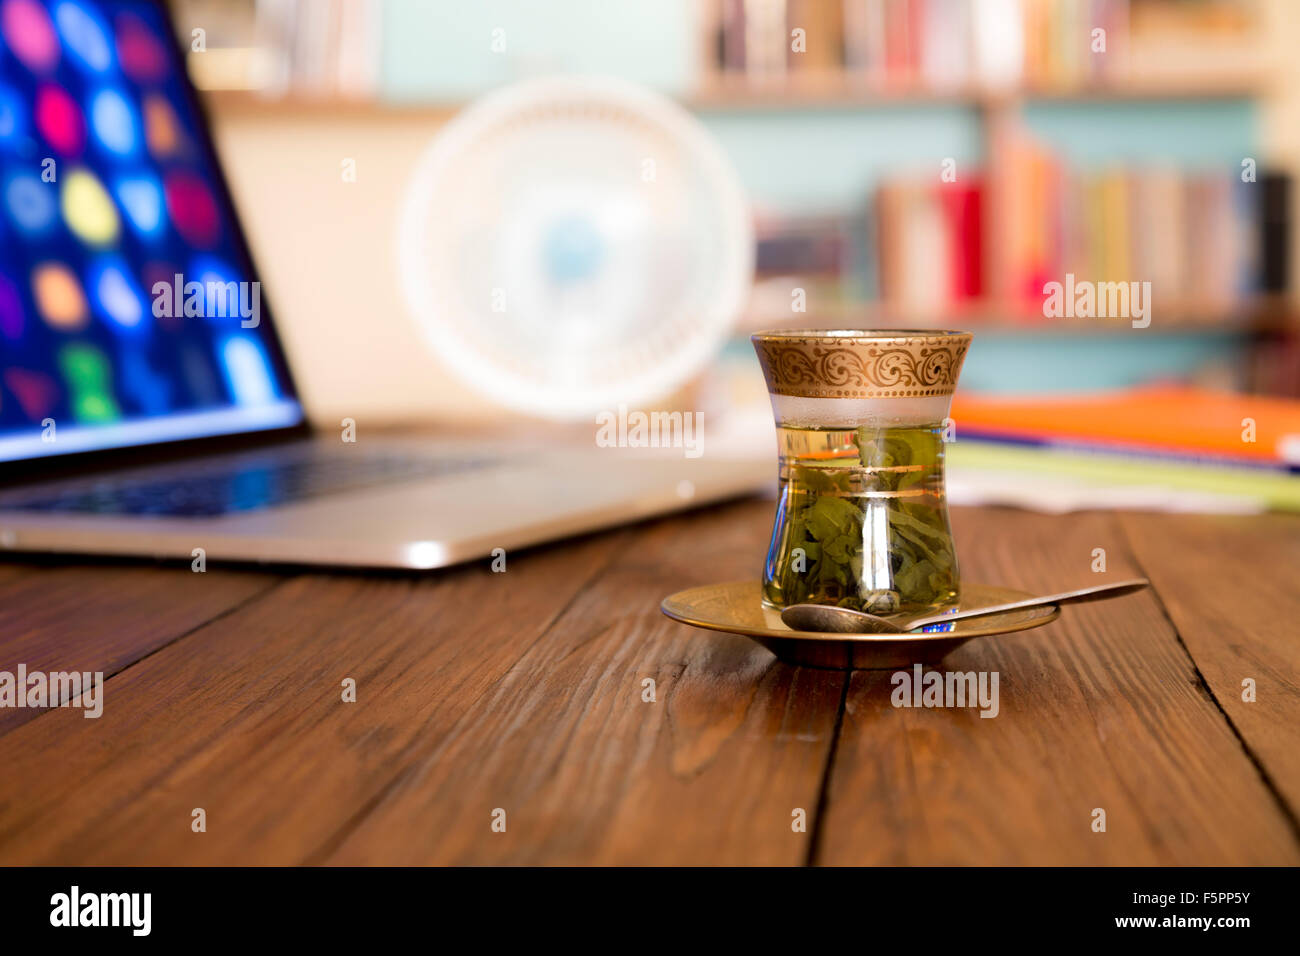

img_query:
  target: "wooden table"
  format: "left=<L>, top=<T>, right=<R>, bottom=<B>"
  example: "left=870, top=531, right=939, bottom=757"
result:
left=0, top=498, right=1296, bottom=865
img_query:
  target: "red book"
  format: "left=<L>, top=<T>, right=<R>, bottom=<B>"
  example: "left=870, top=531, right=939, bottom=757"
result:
left=906, top=0, right=924, bottom=80
left=884, top=0, right=911, bottom=83
left=939, top=181, right=983, bottom=301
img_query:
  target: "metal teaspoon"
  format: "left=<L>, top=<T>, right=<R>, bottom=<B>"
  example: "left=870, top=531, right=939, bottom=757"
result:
left=780, top=578, right=1150, bottom=634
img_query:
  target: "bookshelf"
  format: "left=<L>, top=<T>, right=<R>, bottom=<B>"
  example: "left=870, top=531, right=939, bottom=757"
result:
left=205, top=71, right=1270, bottom=114
left=689, top=75, right=1270, bottom=108
left=187, top=0, right=1299, bottom=390
left=687, top=0, right=1292, bottom=368
left=734, top=292, right=1295, bottom=334
left=202, top=90, right=459, bottom=119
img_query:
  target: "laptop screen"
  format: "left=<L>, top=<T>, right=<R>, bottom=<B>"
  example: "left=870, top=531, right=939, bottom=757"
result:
left=0, top=0, right=303, bottom=464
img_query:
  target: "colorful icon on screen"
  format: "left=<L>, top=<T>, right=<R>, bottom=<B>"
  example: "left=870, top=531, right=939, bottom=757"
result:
left=4, top=170, right=57, bottom=236
left=189, top=255, right=240, bottom=323
left=53, top=1, right=114, bottom=74
left=164, top=171, right=219, bottom=247
left=2, top=0, right=60, bottom=74
left=32, top=262, right=87, bottom=330
left=115, top=11, right=168, bottom=82
left=121, top=347, right=171, bottom=415
left=89, top=87, right=140, bottom=157
left=180, top=343, right=221, bottom=404
left=141, top=260, right=180, bottom=328
left=87, top=255, right=147, bottom=334
left=0, top=271, right=24, bottom=340
left=62, top=167, right=118, bottom=245
left=58, top=343, right=119, bottom=423
left=0, top=86, right=27, bottom=149
left=3, top=368, right=58, bottom=421
left=35, top=83, right=86, bottom=156
left=155, top=256, right=259, bottom=328
left=218, top=334, right=278, bottom=406
left=191, top=255, right=239, bottom=284
left=143, top=94, right=183, bottom=158
left=113, top=172, right=164, bottom=239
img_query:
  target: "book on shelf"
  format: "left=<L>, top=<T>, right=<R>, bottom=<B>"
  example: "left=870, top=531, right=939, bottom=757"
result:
left=743, top=152, right=1289, bottom=331
left=705, top=0, right=1257, bottom=93
left=743, top=0, right=790, bottom=80
left=754, top=214, right=856, bottom=277
left=786, top=0, right=845, bottom=72
left=997, top=128, right=1269, bottom=318
left=709, top=0, right=1117, bottom=89
left=1260, top=172, right=1291, bottom=294
left=742, top=186, right=982, bottom=324
left=178, top=0, right=382, bottom=97
left=877, top=178, right=985, bottom=313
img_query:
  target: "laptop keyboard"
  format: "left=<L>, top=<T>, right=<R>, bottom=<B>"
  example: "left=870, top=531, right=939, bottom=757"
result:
left=4, top=452, right=489, bottom=517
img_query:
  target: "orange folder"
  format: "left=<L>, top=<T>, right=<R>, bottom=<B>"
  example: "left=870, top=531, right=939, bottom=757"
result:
left=951, top=385, right=1300, bottom=466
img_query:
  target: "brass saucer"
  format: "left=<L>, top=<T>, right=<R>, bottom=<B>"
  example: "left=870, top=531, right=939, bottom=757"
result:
left=660, top=581, right=1060, bottom=670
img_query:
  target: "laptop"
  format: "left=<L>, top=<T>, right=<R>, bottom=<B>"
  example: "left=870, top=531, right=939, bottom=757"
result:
left=0, top=0, right=764, bottom=570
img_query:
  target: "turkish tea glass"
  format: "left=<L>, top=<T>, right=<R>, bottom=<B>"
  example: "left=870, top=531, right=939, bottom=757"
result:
left=752, top=330, right=972, bottom=616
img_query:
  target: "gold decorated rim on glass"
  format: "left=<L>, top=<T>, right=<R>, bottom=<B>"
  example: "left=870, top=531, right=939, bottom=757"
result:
left=751, top=329, right=973, bottom=399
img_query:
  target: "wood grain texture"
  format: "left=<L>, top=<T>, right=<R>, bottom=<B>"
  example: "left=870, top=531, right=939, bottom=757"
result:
left=815, top=506, right=1300, bottom=865
left=0, top=529, right=631, bottom=864
left=0, top=499, right=1295, bottom=866
left=1118, top=511, right=1300, bottom=821
left=326, top=500, right=844, bottom=865
left=0, top=562, right=277, bottom=736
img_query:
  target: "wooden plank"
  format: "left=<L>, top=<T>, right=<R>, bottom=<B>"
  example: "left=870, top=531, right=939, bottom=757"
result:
left=4, top=499, right=1290, bottom=866
left=1117, top=510, right=1300, bottom=820
left=326, top=499, right=843, bottom=865
left=815, top=506, right=1300, bottom=865
left=0, top=562, right=277, bottom=736
left=0, top=528, right=635, bottom=864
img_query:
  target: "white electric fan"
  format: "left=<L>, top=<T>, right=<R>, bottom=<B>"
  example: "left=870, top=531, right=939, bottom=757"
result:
left=397, top=76, right=754, bottom=421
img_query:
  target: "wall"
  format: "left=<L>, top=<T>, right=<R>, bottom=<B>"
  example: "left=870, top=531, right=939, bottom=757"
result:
left=207, top=0, right=1290, bottom=424
left=211, top=108, right=486, bottom=424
